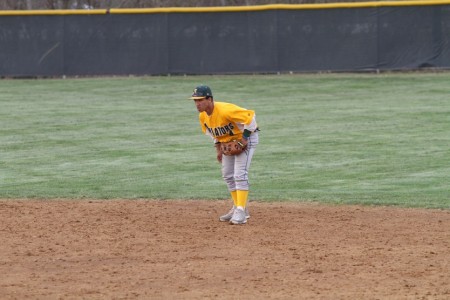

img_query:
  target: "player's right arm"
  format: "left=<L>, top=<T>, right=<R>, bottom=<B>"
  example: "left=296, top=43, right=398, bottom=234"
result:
left=214, top=142, right=223, bottom=163
left=200, top=113, right=222, bottom=163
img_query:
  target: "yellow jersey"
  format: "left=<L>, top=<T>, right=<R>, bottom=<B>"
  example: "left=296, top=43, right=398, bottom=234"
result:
left=199, top=101, right=255, bottom=143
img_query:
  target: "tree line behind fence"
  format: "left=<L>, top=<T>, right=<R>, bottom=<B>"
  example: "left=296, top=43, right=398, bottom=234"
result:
left=1, top=0, right=382, bottom=10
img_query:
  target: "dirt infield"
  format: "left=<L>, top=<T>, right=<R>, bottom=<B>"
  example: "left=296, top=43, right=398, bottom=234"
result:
left=1, top=199, right=449, bottom=299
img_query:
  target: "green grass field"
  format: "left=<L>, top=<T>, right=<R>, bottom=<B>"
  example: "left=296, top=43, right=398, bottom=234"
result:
left=1, top=73, right=449, bottom=208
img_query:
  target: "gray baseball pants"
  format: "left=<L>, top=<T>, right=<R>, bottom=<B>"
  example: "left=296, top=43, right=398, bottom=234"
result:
left=221, top=132, right=259, bottom=191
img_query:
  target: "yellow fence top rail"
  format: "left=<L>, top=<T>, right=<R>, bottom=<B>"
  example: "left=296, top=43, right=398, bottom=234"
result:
left=1, top=0, right=450, bottom=16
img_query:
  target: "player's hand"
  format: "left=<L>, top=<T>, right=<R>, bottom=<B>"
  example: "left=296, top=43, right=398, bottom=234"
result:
left=239, top=138, right=248, bottom=149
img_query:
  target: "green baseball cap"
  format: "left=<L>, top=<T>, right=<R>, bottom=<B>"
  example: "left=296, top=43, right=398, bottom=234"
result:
left=189, top=85, right=213, bottom=100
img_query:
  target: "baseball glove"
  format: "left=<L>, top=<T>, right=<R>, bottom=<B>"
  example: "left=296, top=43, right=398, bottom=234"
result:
left=220, top=139, right=247, bottom=156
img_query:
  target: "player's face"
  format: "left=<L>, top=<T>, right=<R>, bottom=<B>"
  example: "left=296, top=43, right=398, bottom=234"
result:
left=194, top=98, right=210, bottom=112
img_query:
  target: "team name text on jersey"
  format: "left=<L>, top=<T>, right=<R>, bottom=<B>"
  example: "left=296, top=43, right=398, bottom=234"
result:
left=205, top=123, right=235, bottom=137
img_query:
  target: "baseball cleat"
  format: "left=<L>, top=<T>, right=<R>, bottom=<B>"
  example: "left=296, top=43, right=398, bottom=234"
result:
left=230, top=207, right=247, bottom=225
left=220, top=206, right=250, bottom=222
left=219, top=206, right=235, bottom=222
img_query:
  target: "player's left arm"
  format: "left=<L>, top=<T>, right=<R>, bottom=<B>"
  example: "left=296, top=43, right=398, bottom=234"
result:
left=243, top=114, right=258, bottom=136
left=240, top=114, right=257, bottom=147
left=240, top=115, right=258, bottom=148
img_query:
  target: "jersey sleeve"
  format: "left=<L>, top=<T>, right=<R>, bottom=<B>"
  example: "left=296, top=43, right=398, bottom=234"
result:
left=244, top=114, right=258, bottom=132
left=199, top=113, right=207, bottom=134
left=225, top=103, right=255, bottom=125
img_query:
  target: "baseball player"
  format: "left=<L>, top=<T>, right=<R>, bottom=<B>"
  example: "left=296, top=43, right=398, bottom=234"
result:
left=189, top=85, right=259, bottom=225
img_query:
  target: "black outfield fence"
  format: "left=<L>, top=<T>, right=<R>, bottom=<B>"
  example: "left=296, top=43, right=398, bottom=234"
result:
left=1, top=1, right=450, bottom=77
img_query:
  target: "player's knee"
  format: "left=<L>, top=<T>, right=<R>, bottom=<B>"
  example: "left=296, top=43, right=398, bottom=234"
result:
left=223, top=175, right=234, bottom=184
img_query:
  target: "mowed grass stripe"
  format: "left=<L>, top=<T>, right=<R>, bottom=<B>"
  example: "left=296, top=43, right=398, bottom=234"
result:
left=0, top=73, right=449, bottom=208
